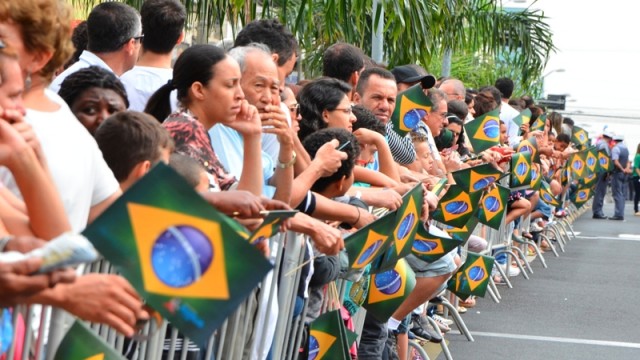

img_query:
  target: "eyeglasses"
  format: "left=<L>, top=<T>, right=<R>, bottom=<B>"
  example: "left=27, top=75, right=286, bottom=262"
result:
left=288, top=103, right=300, bottom=116
left=331, top=104, right=354, bottom=115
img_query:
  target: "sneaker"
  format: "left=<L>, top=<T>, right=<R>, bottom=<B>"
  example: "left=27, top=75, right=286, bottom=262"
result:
left=430, top=316, right=450, bottom=333
left=529, top=221, right=543, bottom=233
left=431, top=314, right=453, bottom=327
left=498, top=262, right=521, bottom=277
left=635, top=212, right=640, bottom=216
left=411, top=314, right=443, bottom=343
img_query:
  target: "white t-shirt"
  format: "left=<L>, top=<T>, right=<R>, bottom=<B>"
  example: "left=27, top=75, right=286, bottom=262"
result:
left=500, top=101, right=522, bottom=147
left=0, top=90, right=120, bottom=232
left=49, top=51, right=113, bottom=93
left=120, top=66, right=178, bottom=113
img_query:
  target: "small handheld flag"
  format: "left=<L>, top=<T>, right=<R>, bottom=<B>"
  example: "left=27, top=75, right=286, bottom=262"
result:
left=568, top=151, right=587, bottom=179
left=441, top=216, right=480, bottom=243
left=572, top=126, right=590, bottom=147
left=247, top=210, right=298, bottom=245
left=530, top=163, right=542, bottom=190
left=344, top=212, right=395, bottom=270
left=585, top=147, right=598, bottom=175
left=512, top=108, right=532, bottom=129
left=571, top=186, right=593, bottom=208
left=529, top=112, right=546, bottom=132
left=539, top=180, right=561, bottom=207
left=411, top=224, right=464, bottom=264
left=363, top=258, right=416, bottom=322
left=597, top=150, right=613, bottom=173
left=447, top=252, right=495, bottom=300
left=390, top=84, right=433, bottom=136
left=308, top=310, right=352, bottom=360
left=509, top=152, right=532, bottom=190
left=476, top=184, right=510, bottom=229
left=516, top=136, right=539, bottom=163
left=463, top=109, right=501, bottom=153
left=432, top=184, right=482, bottom=228
left=54, top=321, right=126, bottom=360
left=451, top=163, right=503, bottom=194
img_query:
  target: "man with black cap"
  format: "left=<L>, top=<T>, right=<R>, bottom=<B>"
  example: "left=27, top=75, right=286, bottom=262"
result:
left=610, top=134, right=632, bottom=220
left=391, top=64, right=437, bottom=92
left=593, top=131, right=614, bottom=219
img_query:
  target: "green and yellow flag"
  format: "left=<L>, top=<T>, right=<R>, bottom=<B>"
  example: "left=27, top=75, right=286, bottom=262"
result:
left=344, top=212, right=395, bottom=270
left=54, top=321, right=126, bottom=360
left=516, top=136, right=539, bottom=163
left=464, top=108, right=501, bottom=153
left=530, top=112, right=546, bottom=132
left=512, top=108, right=532, bottom=128
left=247, top=210, right=297, bottom=245
left=451, top=163, right=503, bottom=194
left=510, top=152, right=532, bottom=190
left=308, top=310, right=351, bottom=360
left=560, top=167, right=570, bottom=187
left=530, top=163, right=542, bottom=190
left=585, top=147, right=598, bottom=175
left=390, top=84, right=433, bottom=136
left=432, top=184, right=482, bottom=228
left=580, top=171, right=598, bottom=188
left=598, top=149, right=613, bottom=173
left=476, top=185, right=510, bottom=229
left=569, top=151, right=587, bottom=179
left=364, top=258, right=416, bottom=322
left=572, top=125, right=590, bottom=147
left=82, top=164, right=273, bottom=345
left=571, top=186, right=593, bottom=209
left=442, top=216, right=480, bottom=243
left=447, top=252, right=495, bottom=299
left=411, top=224, right=464, bottom=264
left=539, top=180, right=561, bottom=207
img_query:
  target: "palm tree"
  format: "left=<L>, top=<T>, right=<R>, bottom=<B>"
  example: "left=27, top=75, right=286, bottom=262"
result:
left=69, top=0, right=554, bottom=93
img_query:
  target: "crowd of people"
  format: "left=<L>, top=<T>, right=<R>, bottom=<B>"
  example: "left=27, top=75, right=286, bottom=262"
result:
left=0, top=0, right=638, bottom=359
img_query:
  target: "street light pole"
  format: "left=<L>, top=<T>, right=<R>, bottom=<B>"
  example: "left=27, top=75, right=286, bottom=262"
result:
left=541, top=68, right=565, bottom=97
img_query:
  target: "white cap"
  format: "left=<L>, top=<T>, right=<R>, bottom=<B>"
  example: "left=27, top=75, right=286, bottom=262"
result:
left=603, top=130, right=615, bottom=139
left=613, top=134, right=624, bottom=141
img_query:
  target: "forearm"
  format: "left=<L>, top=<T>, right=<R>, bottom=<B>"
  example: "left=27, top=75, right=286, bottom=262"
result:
left=375, top=141, right=401, bottom=182
left=292, top=135, right=311, bottom=175
left=311, top=193, right=359, bottom=224
left=237, top=135, right=264, bottom=196
left=291, top=164, right=323, bottom=207
left=353, top=166, right=397, bottom=188
left=8, top=147, right=70, bottom=239
left=271, top=144, right=294, bottom=204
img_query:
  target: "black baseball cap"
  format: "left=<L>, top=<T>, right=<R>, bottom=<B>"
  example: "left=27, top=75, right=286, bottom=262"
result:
left=391, top=64, right=436, bottom=89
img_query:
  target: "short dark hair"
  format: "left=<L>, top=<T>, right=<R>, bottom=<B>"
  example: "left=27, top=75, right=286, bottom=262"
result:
left=302, top=128, right=359, bottom=193
left=87, top=2, right=141, bottom=53
left=234, top=19, right=298, bottom=67
left=473, top=91, right=498, bottom=117
left=58, top=66, right=130, bottom=109
left=479, top=85, right=502, bottom=105
left=555, top=133, right=571, bottom=144
left=494, top=77, right=514, bottom=99
left=352, top=105, right=386, bottom=135
left=447, top=100, right=468, bottom=121
left=297, top=77, right=352, bottom=141
left=322, top=42, right=365, bottom=83
left=562, top=117, right=574, bottom=126
left=355, top=67, right=395, bottom=96
left=95, top=111, right=174, bottom=182
left=146, top=44, right=227, bottom=122
left=65, top=21, right=88, bottom=69
left=169, top=153, right=205, bottom=189
left=140, top=0, right=186, bottom=54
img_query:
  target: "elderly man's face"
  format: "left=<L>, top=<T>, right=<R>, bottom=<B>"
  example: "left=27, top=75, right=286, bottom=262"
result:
left=355, top=74, right=397, bottom=124
left=241, top=51, right=281, bottom=111
left=425, top=99, right=448, bottom=136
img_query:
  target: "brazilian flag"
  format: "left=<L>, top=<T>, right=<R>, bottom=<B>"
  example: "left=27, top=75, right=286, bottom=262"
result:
left=530, top=163, right=542, bottom=190
left=463, top=108, right=501, bottom=153
left=597, top=150, right=613, bottom=173
left=510, top=152, right=532, bottom=190
left=512, top=108, right=532, bottom=128
left=572, top=126, right=590, bottom=147
left=344, top=211, right=396, bottom=270
left=432, top=184, right=482, bottom=228
left=451, top=163, right=502, bottom=194
left=430, top=177, right=449, bottom=196
left=248, top=210, right=298, bottom=245
left=560, top=167, right=570, bottom=187
left=571, top=186, right=593, bottom=209
left=569, top=151, right=587, bottom=179
left=447, top=252, right=495, bottom=300
left=369, top=184, right=423, bottom=273
left=584, top=147, right=599, bottom=175
left=530, top=112, right=546, bottom=132
left=411, top=224, right=464, bottom=264
left=476, top=184, right=510, bottom=229
left=442, top=216, right=480, bottom=243
left=363, top=258, right=416, bottom=322
left=539, top=180, right=561, bottom=207
left=390, top=84, right=433, bottom=136
left=516, top=136, right=539, bottom=163
left=308, top=310, right=353, bottom=360
left=54, top=321, right=126, bottom=360
left=580, top=171, right=598, bottom=188
left=82, top=164, right=273, bottom=345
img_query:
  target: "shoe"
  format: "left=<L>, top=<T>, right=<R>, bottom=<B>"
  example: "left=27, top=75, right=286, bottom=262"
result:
left=592, top=214, right=607, bottom=219
left=635, top=212, right=640, bottom=216
left=608, top=216, right=624, bottom=221
left=457, top=306, right=467, bottom=314
left=431, top=314, right=453, bottom=326
left=459, top=297, right=476, bottom=308
left=498, top=262, right=521, bottom=277
left=411, top=313, right=443, bottom=343
left=529, top=221, right=543, bottom=232
left=555, top=209, right=567, bottom=218
left=429, top=315, right=451, bottom=333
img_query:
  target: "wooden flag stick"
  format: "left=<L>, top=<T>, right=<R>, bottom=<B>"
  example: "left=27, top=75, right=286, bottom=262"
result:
left=284, top=255, right=318, bottom=277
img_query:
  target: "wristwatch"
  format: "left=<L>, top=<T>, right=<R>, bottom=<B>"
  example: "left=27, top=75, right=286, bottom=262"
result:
left=277, top=151, right=297, bottom=169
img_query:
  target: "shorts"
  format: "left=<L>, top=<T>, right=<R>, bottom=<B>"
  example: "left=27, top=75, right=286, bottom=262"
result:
left=534, top=198, right=553, bottom=220
left=405, top=251, right=457, bottom=278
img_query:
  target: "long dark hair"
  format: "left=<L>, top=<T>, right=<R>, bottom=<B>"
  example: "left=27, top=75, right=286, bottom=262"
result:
left=446, top=113, right=470, bottom=156
left=297, top=77, right=351, bottom=141
left=145, top=44, right=226, bottom=122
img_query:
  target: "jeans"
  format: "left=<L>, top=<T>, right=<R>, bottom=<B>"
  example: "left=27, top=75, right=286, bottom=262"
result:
left=611, top=171, right=626, bottom=217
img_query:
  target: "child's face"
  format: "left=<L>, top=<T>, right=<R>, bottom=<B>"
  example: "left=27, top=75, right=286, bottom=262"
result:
left=554, top=140, right=569, bottom=152
left=500, top=123, right=509, bottom=145
left=414, top=141, right=434, bottom=173
left=358, top=143, right=377, bottom=165
left=195, top=170, right=210, bottom=193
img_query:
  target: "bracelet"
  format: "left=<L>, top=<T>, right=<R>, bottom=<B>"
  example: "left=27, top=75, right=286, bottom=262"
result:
left=0, top=235, right=14, bottom=252
left=352, top=207, right=361, bottom=226
left=277, top=150, right=297, bottom=169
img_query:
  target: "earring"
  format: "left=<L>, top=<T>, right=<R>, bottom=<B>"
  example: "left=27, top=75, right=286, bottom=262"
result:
left=24, top=71, right=32, bottom=91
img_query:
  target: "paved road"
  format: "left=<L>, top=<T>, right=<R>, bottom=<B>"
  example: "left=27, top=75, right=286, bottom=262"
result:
left=439, top=200, right=640, bottom=360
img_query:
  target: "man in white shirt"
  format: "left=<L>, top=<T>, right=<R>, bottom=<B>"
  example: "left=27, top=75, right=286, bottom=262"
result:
left=495, top=77, right=525, bottom=146
left=120, top=0, right=185, bottom=112
left=50, top=2, right=142, bottom=92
